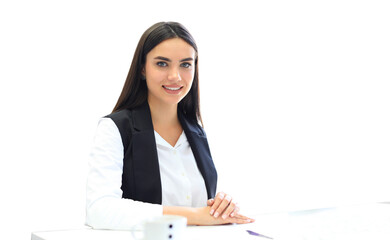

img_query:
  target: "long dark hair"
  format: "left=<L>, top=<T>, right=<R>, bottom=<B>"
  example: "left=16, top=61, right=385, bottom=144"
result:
left=112, top=22, right=202, bottom=125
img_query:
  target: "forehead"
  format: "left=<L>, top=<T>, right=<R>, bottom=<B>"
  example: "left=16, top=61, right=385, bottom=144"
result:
left=147, top=38, right=196, bottom=59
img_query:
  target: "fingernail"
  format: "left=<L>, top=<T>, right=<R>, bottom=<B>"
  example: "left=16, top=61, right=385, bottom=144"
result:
left=222, top=214, right=227, bottom=220
left=210, top=209, right=214, bottom=215
left=214, top=212, right=219, bottom=218
left=230, top=212, right=235, bottom=217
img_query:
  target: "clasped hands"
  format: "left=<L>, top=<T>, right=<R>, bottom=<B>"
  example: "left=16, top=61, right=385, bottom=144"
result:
left=200, top=192, right=255, bottom=225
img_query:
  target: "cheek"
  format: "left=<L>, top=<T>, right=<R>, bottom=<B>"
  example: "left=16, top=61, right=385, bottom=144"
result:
left=146, top=68, right=164, bottom=83
left=182, top=70, right=195, bottom=84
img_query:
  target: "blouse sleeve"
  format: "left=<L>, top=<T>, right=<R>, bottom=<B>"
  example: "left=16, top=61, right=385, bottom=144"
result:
left=86, top=118, right=163, bottom=230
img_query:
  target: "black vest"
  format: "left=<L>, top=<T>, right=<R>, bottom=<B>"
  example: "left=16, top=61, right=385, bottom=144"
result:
left=105, top=103, right=217, bottom=204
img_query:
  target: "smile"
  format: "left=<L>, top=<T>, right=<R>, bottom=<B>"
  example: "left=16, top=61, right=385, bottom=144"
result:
left=163, top=86, right=183, bottom=91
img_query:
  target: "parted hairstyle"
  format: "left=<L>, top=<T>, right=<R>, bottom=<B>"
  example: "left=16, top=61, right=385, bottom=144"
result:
left=112, top=21, right=202, bottom=125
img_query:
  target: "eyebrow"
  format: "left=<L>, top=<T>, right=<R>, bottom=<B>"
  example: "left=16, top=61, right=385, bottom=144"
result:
left=154, top=56, right=194, bottom=62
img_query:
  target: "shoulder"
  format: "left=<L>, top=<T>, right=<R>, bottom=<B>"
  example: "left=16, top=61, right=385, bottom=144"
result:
left=92, top=118, right=123, bottom=149
left=105, top=109, right=133, bottom=124
left=104, top=109, right=136, bottom=134
left=178, top=111, right=207, bottom=137
left=104, top=109, right=136, bottom=150
left=105, top=103, right=152, bottom=132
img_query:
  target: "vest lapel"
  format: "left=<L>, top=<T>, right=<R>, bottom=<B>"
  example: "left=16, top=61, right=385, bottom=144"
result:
left=178, top=112, right=218, bottom=199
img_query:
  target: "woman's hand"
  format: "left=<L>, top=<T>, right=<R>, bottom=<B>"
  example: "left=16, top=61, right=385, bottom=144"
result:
left=163, top=192, right=255, bottom=226
left=207, top=192, right=240, bottom=220
left=192, top=206, right=255, bottom=226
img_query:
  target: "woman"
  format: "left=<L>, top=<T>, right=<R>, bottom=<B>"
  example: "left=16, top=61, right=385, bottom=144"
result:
left=86, top=22, right=254, bottom=229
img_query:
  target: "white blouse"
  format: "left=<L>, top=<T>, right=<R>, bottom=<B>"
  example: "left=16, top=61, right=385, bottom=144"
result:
left=86, top=117, right=207, bottom=230
left=155, top=130, right=207, bottom=207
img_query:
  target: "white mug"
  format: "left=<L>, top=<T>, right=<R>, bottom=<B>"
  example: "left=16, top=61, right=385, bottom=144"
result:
left=132, top=215, right=187, bottom=240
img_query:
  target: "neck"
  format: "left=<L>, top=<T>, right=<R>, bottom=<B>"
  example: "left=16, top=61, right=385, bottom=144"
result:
left=148, top=99, right=179, bottom=127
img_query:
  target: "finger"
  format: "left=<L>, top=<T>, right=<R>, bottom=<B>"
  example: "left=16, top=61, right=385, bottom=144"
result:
left=232, top=213, right=256, bottom=222
left=222, top=214, right=255, bottom=225
left=221, top=201, right=237, bottom=220
left=230, top=203, right=240, bottom=217
left=214, top=194, right=232, bottom=218
left=207, top=199, right=214, bottom=206
left=232, top=213, right=249, bottom=219
left=209, top=192, right=225, bottom=215
left=229, top=217, right=254, bottom=224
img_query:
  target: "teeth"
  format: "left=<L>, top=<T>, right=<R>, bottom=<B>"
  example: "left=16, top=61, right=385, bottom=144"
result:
left=164, top=86, right=181, bottom=91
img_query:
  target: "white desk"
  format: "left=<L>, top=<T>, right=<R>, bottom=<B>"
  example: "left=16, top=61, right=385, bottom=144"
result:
left=32, top=203, right=390, bottom=240
left=31, top=224, right=256, bottom=240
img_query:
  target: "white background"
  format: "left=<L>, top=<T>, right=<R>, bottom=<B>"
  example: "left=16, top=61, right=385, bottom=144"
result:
left=1, top=0, right=389, bottom=239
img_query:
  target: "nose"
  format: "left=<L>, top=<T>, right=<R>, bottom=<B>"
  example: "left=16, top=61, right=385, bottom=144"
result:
left=167, top=66, right=181, bottom=82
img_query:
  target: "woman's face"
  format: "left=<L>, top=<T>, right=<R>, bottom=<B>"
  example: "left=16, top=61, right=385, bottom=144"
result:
left=144, top=38, right=196, bottom=108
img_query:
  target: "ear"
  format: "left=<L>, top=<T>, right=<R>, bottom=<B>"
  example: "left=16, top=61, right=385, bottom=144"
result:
left=140, top=67, right=146, bottom=81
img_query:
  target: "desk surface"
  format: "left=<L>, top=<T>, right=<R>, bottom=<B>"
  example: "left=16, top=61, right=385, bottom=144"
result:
left=32, top=203, right=390, bottom=240
left=31, top=224, right=254, bottom=240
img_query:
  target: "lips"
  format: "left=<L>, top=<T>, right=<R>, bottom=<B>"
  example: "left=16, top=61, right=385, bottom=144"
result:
left=163, top=85, right=183, bottom=91
left=162, top=85, right=183, bottom=95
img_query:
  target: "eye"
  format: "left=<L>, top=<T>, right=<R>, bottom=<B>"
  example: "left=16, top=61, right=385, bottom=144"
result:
left=181, top=62, right=192, bottom=68
left=156, top=61, right=168, bottom=67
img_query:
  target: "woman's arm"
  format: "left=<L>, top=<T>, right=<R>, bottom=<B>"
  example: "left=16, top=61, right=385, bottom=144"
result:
left=86, top=118, right=163, bottom=229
